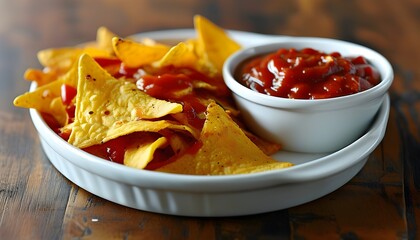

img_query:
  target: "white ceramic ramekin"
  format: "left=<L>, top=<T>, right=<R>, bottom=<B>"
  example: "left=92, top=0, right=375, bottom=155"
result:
left=223, top=37, right=393, bottom=153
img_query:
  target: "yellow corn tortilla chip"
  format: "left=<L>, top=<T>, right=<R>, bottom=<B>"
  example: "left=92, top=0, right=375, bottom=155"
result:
left=37, top=47, right=110, bottom=71
left=50, top=97, right=68, bottom=126
left=14, top=61, right=79, bottom=122
left=59, top=60, right=79, bottom=88
left=194, top=15, right=241, bottom=72
left=155, top=40, right=218, bottom=75
left=124, top=136, right=168, bottom=169
left=155, top=42, right=197, bottom=68
left=24, top=68, right=58, bottom=86
left=13, top=78, right=63, bottom=113
left=37, top=48, right=82, bottom=70
left=68, top=54, right=192, bottom=148
left=164, top=131, right=193, bottom=155
left=243, top=130, right=282, bottom=156
left=104, top=120, right=198, bottom=143
left=96, top=26, right=118, bottom=54
left=112, top=37, right=170, bottom=68
left=157, top=102, right=292, bottom=175
left=179, top=39, right=218, bottom=75
left=82, top=47, right=112, bottom=58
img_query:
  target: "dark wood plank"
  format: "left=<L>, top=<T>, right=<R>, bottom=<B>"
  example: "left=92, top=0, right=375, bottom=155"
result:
left=61, top=185, right=291, bottom=239
left=62, top=187, right=218, bottom=239
left=0, top=1, right=77, bottom=238
left=0, top=111, right=72, bottom=239
left=289, top=143, right=407, bottom=239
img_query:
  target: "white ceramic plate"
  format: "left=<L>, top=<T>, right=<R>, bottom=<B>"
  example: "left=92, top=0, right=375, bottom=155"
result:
left=30, top=30, right=390, bottom=217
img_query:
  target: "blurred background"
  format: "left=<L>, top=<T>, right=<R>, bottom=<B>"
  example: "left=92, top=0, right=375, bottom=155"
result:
left=2, top=0, right=417, bottom=111
left=4, top=0, right=414, bottom=107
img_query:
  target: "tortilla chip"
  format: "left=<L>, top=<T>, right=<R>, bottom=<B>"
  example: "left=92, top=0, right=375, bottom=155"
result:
left=112, top=37, right=170, bottom=68
left=83, top=47, right=112, bottom=59
left=61, top=61, right=79, bottom=87
left=50, top=97, right=68, bottom=126
left=124, top=136, right=168, bottom=169
left=155, top=42, right=197, bottom=68
left=104, top=120, right=198, bottom=143
left=68, top=54, right=190, bottom=148
left=37, top=48, right=82, bottom=70
left=96, top=26, right=118, bottom=54
left=186, top=39, right=219, bottom=75
left=157, top=102, right=292, bottom=175
left=24, top=68, right=58, bottom=86
left=13, top=59, right=79, bottom=119
left=164, top=131, right=193, bottom=155
left=37, top=47, right=110, bottom=71
left=13, top=78, right=63, bottom=113
left=244, top=130, right=282, bottom=155
left=194, top=15, right=241, bottom=72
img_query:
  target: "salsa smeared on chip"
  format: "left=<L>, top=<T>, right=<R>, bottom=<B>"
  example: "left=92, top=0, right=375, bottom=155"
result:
left=14, top=15, right=292, bottom=175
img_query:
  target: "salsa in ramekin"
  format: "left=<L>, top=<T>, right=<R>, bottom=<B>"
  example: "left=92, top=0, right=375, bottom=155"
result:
left=235, top=48, right=380, bottom=99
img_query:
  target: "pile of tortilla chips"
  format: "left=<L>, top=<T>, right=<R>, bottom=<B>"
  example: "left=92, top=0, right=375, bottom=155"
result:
left=14, top=15, right=292, bottom=175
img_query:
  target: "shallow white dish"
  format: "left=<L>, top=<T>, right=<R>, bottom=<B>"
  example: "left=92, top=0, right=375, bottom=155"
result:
left=30, top=30, right=390, bottom=217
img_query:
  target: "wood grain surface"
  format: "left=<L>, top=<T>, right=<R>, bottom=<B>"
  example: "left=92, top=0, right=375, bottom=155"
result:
left=1, top=0, right=419, bottom=239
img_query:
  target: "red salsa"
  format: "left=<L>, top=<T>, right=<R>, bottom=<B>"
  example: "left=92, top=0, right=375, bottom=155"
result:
left=235, top=48, right=381, bottom=99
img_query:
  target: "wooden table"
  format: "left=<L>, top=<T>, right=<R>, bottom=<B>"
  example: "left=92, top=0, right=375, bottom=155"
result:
left=1, top=0, right=419, bottom=239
